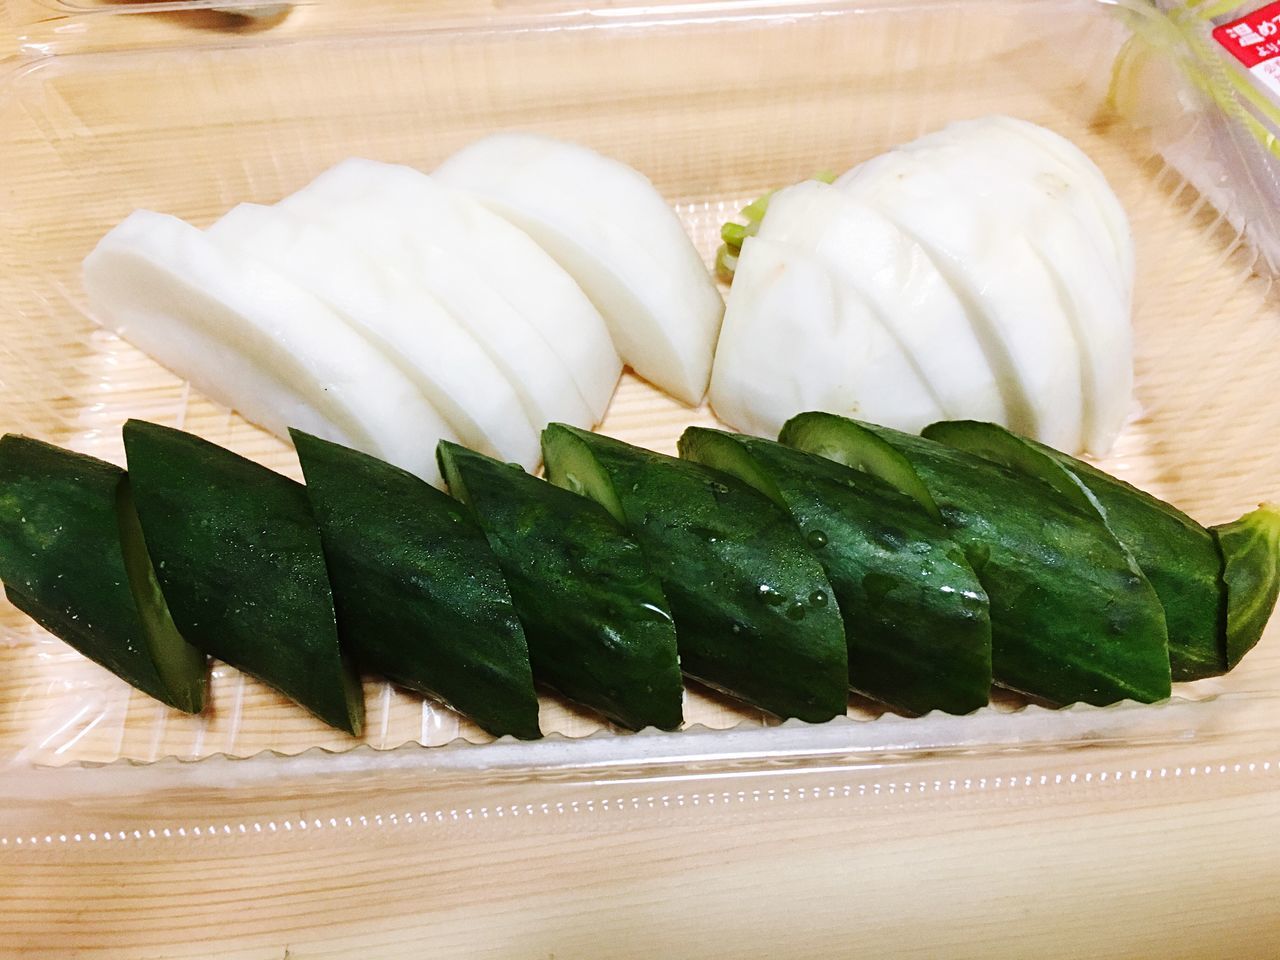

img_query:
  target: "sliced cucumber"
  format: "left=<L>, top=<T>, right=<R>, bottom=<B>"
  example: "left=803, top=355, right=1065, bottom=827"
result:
left=921, top=420, right=1099, bottom=513
left=1213, top=504, right=1280, bottom=670
left=773, top=412, right=942, bottom=522
left=781, top=413, right=1171, bottom=706
left=925, top=419, right=1226, bottom=681
left=542, top=424, right=847, bottom=722
left=438, top=442, right=682, bottom=730
left=0, top=436, right=206, bottom=713
left=680, top=428, right=990, bottom=715
left=123, top=420, right=363, bottom=735
left=294, top=431, right=540, bottom=739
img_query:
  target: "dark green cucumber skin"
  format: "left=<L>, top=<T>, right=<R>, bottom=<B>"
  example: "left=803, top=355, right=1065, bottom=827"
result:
left=920, top=421, right=1097, bottom=512
left=0, top=436, right=205, bottom=712
left=543, top=424, right=847, bottom=723
left=295, top=433, right=540, bottom=740
left=925, top=421, right=1226, bottom=682
left=680, top=428, right=991, bottom=716
left=438, top=442, right=682, bottom=731
left=782, top=414, right=1172, bottom=706
left=1213, top=505, right=1280, bottom=670
left=926, top=422, right=1223, bottom=686
left=123, top=420, right=363, bottom=735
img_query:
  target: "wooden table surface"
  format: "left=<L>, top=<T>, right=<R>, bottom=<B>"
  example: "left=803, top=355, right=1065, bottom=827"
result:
left=3, top=2, right=1280, bottom=957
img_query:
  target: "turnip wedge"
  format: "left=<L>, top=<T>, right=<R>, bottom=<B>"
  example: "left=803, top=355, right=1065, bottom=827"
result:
left=896, top=119, right=1134, bottom=455
left=207, top=203, right=541, bottom=470
left=837, top=148, right=1085, bottom=453
left=83, top=209, right=449, bottom=483
left=434, top=133, right=724, bottom=406
left=279, top=158, right=616, bottom=425
left=978, top=115, right=1135, bottom=290
left=755, top=179, right=1008, bottom=426
left=708, top=235, right=945, bottom=438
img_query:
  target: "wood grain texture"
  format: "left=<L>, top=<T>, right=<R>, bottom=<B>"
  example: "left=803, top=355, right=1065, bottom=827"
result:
left=2, top=1, right=1280, bottom=956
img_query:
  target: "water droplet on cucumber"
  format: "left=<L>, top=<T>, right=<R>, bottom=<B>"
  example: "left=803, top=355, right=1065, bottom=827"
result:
left=786, top=602, right=807, bottom=621
left=806, top=530, right=828, bottom=549
left=757, top=584, right=785, bottom=606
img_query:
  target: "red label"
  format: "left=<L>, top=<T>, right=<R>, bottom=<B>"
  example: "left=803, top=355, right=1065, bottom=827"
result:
left=1214, top=2, right=1280, bottom=68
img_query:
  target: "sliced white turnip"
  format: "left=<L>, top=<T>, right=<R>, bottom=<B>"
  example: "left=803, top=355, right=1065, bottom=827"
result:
left=280, top=158, right=617, bottom=423
left=837, top=149, right=1085, bottom=453
left=83, top=210, right=450, bottom=483
left=207, top=202, right=541, bottom=469
left=904, top=117, right=1133, bottom=300
left=891, top=127, right=1133, bottom=455
left=709, top=236, right=946, bottom=438
left=434, top=133, right=724, bottom=405
left=275, top=196, right=596, bottom=436
left=756, top=179, right=1009, bottom=425
left=975, top=115, right=1135, bottom=291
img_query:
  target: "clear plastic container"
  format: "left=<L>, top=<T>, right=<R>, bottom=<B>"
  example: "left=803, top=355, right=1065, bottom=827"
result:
left=4, top=2, right=1280, bottom=956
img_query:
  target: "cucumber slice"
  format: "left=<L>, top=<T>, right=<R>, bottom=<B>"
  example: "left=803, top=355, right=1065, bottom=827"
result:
left=542, top=424, right=847, bottom=722
left=294, top=432, right=540, bottom=740
left=0, top=436, right=206, bottom=713
left=781, top=413, right=1171, bottom=706
left=1213, top=504, right=1280, bottom=670
left=1047, top=449, right=1225, bottom=681
left=438, top=442, right=682, bottom=730
left=773, top=412, right=942, bottom=522
left=680, top=428, right=991, bottom=715
left=921, top=421, right=1100, bottom=517
left=925, top=420, right=1226, bottom=681
left=123, top=420, right=364, bottom=735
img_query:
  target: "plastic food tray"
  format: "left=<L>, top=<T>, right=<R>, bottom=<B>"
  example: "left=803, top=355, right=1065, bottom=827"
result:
left=4, top=2, right=1280, bottom=957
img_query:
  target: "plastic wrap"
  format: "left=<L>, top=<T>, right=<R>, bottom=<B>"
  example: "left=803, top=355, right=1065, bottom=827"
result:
left=2, top=5, right=1280, bottom=950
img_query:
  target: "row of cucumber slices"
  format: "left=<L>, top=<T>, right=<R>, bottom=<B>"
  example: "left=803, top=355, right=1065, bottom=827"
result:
left=0, top=417, right=1274, bottom=738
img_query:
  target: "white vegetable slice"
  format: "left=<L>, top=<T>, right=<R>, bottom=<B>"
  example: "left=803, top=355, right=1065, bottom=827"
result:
left=83, top=210, right=449, bottom=483
left=275, top=193, right=596, bottom=436
left=207, top=203, right=540, bottom=469
left=280, top=158, right=616, bottom=423
left=756, top=179, right=1009, bottom=425
left=908, top=117, right=1133, bottom=302
left=709, top=236, right=945, bottom=438
left=977, top=116, right=1135, bottom=293
left=434, top=133, right=725, bottom=405
left=837, top=150, right=1085, bottom=453
left=893, top=127, right=1133, bottom=455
